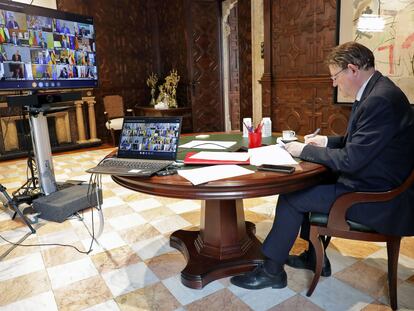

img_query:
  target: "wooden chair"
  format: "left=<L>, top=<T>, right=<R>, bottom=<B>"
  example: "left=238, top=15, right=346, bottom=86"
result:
left=103, top=95, right=133, bottom=145
left=306, top=168, right=414, bottom=311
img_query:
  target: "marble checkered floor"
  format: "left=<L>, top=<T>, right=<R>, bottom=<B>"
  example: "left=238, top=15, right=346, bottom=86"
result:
left=0, top=147, right=413, bottom=311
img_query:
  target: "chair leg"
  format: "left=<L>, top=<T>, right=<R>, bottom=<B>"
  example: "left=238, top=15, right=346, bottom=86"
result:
left=387, top=237, right=401, bottom=311
left=306, top=226, right=324, bottom=296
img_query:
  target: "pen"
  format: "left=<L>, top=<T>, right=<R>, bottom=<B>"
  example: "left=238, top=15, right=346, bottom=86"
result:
left=277, top=138, right=286, bottom=149
left=308, top=128, right=320, bottom=138
left=243, top=121, right=253, bottom=132
left=255, top=121, right=263, bottom=133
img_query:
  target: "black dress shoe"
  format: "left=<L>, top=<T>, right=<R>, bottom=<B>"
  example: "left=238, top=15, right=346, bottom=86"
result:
left=286, top=250, right=331, bottom=277
left=230, top=264, right=287, bottom=290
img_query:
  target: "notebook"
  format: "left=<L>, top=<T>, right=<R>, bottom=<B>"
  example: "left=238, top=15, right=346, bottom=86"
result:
left=87, top=116, right=182, bottom=176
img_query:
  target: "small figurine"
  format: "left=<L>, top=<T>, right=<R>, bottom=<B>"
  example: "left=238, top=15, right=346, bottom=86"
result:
left=146, top=73, right=158, bottom=106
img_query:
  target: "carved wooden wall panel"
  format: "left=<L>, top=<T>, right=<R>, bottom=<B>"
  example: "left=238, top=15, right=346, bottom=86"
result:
left=238, top=0, right=252, bottom=127
left=185, top=0, right=224, bottom=132
left=156, top=0, right=189, bottom=108
left=57, top=0, right=154, bottom=141
left=269, top=0, right=351, bottom=136
left=228, top=5, right=240, bottom=130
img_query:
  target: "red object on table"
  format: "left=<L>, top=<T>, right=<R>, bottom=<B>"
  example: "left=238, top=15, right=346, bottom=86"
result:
left=248, top=131, right=262, bottom=148
left=183, top=152, right=250, bottom=165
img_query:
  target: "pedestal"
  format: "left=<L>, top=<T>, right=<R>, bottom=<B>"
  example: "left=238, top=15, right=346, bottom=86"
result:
left=134, top=106, right=193, bottom=133
left=170, top=199, right=264, bottom=289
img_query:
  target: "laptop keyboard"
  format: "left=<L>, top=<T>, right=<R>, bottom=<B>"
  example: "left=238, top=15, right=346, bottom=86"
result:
left=100, top=159, right=171, bottom=170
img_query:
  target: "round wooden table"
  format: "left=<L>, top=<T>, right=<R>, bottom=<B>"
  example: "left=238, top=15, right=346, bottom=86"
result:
left=111, top=133, right=329, bottom=289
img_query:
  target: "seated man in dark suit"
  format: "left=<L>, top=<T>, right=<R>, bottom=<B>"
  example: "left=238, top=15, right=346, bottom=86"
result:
left=231, top=41, right=414, bottom=289
left=6, top=15, right=19, bottom=29
left=11, top=50, right=22, bottom=62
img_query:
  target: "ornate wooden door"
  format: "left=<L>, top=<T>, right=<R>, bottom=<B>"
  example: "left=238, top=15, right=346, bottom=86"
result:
left=185, top=0, right=224, bottom=132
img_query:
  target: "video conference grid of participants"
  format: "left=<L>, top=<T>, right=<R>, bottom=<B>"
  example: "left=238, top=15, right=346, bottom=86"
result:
left=0, top=8, right=97, bottom=84
left=119, top=122, right=180, bottom=154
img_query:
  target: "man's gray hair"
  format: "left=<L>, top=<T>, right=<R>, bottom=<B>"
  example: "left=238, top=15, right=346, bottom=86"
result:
left=326, top=41, right=375, bottom=70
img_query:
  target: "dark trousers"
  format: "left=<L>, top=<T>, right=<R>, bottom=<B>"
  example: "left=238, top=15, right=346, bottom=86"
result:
left=262, top=183, right=348, bottom=265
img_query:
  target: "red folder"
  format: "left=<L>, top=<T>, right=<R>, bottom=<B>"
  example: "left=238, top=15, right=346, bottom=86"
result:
left=184, top=152, right=250, bottom=165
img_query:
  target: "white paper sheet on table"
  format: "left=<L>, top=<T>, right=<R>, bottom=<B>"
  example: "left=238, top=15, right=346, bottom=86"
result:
left=179, top=140, right=236, bottom=150
left=178, top=164, right=254, bottom=185
left=248, top=144, right=298, bottom=166
left=190, top=151, right=249, bottom=161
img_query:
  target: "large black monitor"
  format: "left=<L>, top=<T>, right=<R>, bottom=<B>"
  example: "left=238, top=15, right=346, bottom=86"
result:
left=0, top=0, right=98, bottom=91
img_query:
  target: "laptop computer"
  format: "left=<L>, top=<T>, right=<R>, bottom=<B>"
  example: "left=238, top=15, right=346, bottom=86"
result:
left=87, top=116, right=182, bottom=176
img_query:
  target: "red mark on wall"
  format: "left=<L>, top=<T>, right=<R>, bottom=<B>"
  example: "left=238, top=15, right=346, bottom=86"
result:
left=402, top=33, right=414, bottom=49
left=378, top=44, right=394, bottom=74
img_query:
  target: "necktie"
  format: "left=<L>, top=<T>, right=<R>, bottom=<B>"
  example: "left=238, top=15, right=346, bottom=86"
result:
left=345, top=100, right=359, bottom=139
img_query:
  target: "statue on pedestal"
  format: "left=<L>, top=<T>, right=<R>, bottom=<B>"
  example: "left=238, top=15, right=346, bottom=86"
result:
left=156, top=69, right=180, bottom=109
left=146, top=73, right=158, bottom=106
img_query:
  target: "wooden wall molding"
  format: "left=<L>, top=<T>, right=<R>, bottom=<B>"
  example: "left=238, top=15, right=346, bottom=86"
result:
left=237, top=0, right=252, bottom=127
left=263, top=0, right=351, bottom=136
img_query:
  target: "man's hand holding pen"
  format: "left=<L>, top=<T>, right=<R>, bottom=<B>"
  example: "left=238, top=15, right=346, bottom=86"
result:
left=304, top=128, right=328, bottom=147
left=283, top=128, right=327, bottom=157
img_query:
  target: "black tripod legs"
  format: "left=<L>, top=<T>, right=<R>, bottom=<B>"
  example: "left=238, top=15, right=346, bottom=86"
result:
left=0, top=184, right=36, bottom=234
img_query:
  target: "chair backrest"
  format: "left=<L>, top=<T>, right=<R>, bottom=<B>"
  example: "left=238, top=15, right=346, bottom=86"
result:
left=103, top=95, right=124, bottom=119
left=328, top=167, right=414, bottom=231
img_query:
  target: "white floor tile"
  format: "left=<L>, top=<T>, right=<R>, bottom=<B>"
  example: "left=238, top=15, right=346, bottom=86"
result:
left=101, top=262, right=159, bottom=297
left=128, top=198, right=162, bottom=212
left=0, top=291, right=58, bottom=311
left=101, top=197, right=126, bottom=209
left=2, top=182, right=23, bottom=189
left=262, top=194, right=279, bottom=202
left=393, top=281, right=414, bottom=309
left=47, top=257, right=98, bottom=289
left=131, top=235, right=175, bottom=260
left=326, top=247, right=358, bottom=274
left=254, top=220, right=273, bottom=241
left=229, top=284, right=296, bottom=311
left=249, top=202, right=276, bottom=217
left=162, top=274, right=224, bottom=305
left=303, top=277, right=374, bottom=311
left=108, top=213, right=146, bottom=230
left=365, top=248, right=414, bottom=281
left=81, top=231, right=126, bottom=255
left=150, top=215, right=191, bottom=234
left=38, top=229, right=80, bottom=250
left=167, top=200, right=201, bottom=214
left=0, top=211, right=13, bottom=221
left=0, top=252, right=44, bottom=281
left=83, top=299, right=121, bottom=311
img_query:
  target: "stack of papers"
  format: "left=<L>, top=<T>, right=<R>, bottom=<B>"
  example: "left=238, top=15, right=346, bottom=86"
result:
left=248, top=145, right=298, bottom=166
left=178, top=165, right=254, bottom=185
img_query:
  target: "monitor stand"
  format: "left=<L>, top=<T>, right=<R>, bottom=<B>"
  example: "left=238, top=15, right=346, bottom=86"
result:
left=28, top=106, right=59, bottom=195
left=6, top=92, right=80, bottom=196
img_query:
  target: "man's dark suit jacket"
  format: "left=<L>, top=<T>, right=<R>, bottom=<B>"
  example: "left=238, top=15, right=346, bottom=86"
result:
left=12, top=54, right=21, bottom=62
left=301, top=71, right=414, bottom=236
left=6, top=20, right=19, bottom=29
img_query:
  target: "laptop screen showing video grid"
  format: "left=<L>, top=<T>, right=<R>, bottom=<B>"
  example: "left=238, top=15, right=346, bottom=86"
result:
left=118, top=117, right=181, bottom=161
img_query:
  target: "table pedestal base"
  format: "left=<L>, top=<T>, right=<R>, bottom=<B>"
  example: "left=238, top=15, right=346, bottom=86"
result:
left=170, top=221, right=264, bottom=289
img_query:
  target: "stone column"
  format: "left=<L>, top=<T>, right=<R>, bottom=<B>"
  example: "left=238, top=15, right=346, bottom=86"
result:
left=75, top=100, right=87, bottom=143
left=84, top=96, right=101, bottom=143
left=0, top=116, right=19, bottom=151
left=251, top=0, right=264, bottom=125
left=54, top=111, right=71, bottom=144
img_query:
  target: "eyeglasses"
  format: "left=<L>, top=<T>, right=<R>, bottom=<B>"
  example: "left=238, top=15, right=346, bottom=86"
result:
left=330, top=67, right=347, bottom=81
